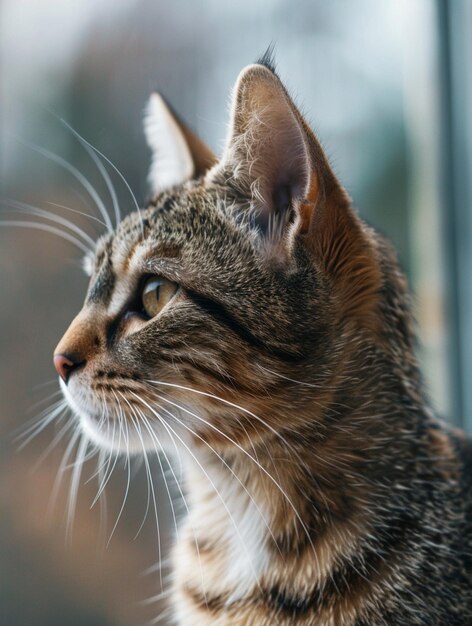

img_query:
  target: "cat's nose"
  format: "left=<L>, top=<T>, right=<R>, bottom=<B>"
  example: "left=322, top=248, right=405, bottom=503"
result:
left=54, top=308, right=103, bottom=382
left=54, top=353, right=84, bottom=384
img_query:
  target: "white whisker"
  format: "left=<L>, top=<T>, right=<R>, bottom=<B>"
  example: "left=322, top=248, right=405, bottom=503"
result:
left=58, top=117, right=143, bottom=234
left=145, top=395, right=283, bottom=560
left=118, top=392, right=180, bottom=546
left=32, top=416, right=75, bottom=471
left=48, top=428, right=81, bottom=521
left=66, top=435, right=88, bottom=542
left=61, top=125, right=121, bottom=227
left=91, top=418, right=121, bottom=506
left=148, top=388, right=318, bottom=572
left=15, top=399, right=66, bottom=446
left=132, top=400, right=208, bottom=605
left=133, top=392, right=264, bottom=596
left=0, top=220, right=90, bottom=253
left=18, top=139, right=113, bottom=231
left=131, top=414, right=164, bottom=591
left=146, top=379, right=289, bottom=446
left=3, top=199, right=96, bottom=248
left=47, top=201, right=107, bottom=228
left=105, top=391, right=132, bottom=545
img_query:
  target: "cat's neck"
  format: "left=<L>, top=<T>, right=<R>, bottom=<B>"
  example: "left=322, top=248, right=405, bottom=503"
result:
left=173, top=433, right=371, bottom=626
left=173, top=355, right=427, bottom=611
left=170, top=332, right=431, bottom=626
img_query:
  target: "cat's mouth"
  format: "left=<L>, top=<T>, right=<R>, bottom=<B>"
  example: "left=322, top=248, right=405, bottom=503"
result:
left=59, top=379, right=124, bottom=451
left=59, top=378, right=181, bottom=454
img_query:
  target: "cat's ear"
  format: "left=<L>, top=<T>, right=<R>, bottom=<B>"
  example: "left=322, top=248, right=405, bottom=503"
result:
left=213, top=64, right=347, bottom=248
left=215, top=63, right=381, bottom=326
left=144, top=93, right=216, bottom=194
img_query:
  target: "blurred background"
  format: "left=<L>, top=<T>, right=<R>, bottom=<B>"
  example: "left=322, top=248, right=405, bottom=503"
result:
left=1, top=0, right=471, bottom=624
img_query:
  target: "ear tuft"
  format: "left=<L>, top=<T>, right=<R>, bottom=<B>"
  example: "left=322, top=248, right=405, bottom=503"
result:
left=144, top=93, right=195, bottom=194
left=255, top=43, right=277, bottom=74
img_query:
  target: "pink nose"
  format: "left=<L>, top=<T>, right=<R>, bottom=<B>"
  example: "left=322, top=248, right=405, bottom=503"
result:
left=53, top=353, right=78, bottom=384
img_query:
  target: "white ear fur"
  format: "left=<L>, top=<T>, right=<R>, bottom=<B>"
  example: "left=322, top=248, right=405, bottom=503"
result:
left=144, top=93, right=195, bottom=194
left=82, top=251, right=94, bottom=277
left=216, top=65, right=311, bottom=227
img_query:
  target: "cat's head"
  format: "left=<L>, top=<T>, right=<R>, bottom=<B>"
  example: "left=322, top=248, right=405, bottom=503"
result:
left=54, top=60, right=395, bottom=456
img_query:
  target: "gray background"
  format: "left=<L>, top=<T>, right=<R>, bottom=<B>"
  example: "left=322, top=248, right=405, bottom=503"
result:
left=1, top=1, right=469, bottom=625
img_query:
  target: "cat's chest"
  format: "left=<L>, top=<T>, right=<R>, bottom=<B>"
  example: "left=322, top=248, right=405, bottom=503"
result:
left=172, top=453, right=272, bottom=618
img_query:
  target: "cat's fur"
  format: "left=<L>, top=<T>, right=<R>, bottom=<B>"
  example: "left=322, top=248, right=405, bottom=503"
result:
left=54, top=58, right=472, bottom=625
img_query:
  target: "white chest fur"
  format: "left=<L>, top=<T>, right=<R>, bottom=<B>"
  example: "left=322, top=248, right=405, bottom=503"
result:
left=173, top=448, right=271, bottom=612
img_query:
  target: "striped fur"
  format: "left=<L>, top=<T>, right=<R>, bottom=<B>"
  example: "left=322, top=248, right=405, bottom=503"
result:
left=54, top=60, right=472, bottom=624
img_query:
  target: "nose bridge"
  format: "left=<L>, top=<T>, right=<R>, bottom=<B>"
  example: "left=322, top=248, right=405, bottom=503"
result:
left=54, top=308, right=102, bottom=362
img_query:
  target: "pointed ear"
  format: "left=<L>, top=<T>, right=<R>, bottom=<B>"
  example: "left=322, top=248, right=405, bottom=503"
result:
left=214, top=64, right=315, bottom=238
left=144, top=93, right=216, bottom=194
left=214, top=64, right=381, bottom=328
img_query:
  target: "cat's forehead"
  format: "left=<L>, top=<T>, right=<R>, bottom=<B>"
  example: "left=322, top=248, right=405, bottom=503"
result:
left=95, top=186, right=212, bottom=269
left=83, top=189, right=195, bottom=308
left=84, top=183, right=251, bottom=308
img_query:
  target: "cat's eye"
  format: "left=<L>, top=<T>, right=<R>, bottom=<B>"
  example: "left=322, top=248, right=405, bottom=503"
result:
left=141, top=276, right=178, bottom=318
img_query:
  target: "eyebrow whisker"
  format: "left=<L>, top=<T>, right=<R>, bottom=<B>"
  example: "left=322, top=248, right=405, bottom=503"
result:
left=17, top=138, right=114, bottom=232
left=2, top=199, right=96, bottom=248
left=0, top=220, right=91, bottom=254
left=55, top=118, right=121, bottom=228
left=58, top=118, right=144, bottom=235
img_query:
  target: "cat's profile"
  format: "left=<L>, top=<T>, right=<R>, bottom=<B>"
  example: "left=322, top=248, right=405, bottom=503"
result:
left=52, top=56, right=472, bottom=625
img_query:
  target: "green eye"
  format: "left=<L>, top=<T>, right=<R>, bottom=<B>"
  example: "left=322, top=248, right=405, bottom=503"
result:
left=141, top=276, right=178, bottom=318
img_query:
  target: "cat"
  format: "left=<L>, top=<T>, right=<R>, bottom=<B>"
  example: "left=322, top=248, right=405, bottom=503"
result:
left=52, top=55, right=472, bottom=625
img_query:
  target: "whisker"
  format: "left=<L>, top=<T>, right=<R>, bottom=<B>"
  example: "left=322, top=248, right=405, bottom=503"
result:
left=16, top=400, right=67, bottom=447
left=143, top=395, right=283, bottom=560
left=133, top=433, right=152, bottom=541
left=145, top=379, right=290, bottom=447
left=64, top=444, right=99, bottom=469
left=145, top=379, right=308, bottom=476
left=257, top=364, right=328, bottom=389
left=88, top=403, right=117, bottom=490
left=131, top=414, right=164, bottom=592
left=96, top=449, right=109, bottom=548
left=32, top=379, right=61, bottom=391
left=133, top=406, right=190, bottom=607
left=138, top=585, right=174, bottom=606
left=66, top=434, right=88, bottom=543
left=105, top=391, right=133, bottom=545
left=145, top=606, right=174, bottom=626
left=12, top=395, right=63, bottom=442
left=18, top=138, right=113, bottom=232
left=32, top=416, right=75, bottom=471
left=48, top=428, right=81, bottom=521
left=2, top=199, right=96, bottom=248
left=59, top=124, right=121, bottom=227
left=91, top=418, right=121, bottom=506
left=134, top=393, right=264, bottom=595
left=148, top=388, right=319, bottom=572
left=118, top=392, right=180, bottom=546
left=0, top=220, right=90, bottom=253
left=141, top=554, right=174, bottom=577
left=47, top=201, right=107, bottom=228
left=57, top=117, right=143, bottom=234
left=132, top=400, right=208, bottom=605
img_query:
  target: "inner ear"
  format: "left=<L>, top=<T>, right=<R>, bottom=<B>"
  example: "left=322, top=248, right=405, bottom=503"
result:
left=261, top=116, right=311, bottom=214
left=214, top=64, right=312, bottom=235
left=273, top=184, right=291, bottom=217
left=144, top=93, right=215, bottom=195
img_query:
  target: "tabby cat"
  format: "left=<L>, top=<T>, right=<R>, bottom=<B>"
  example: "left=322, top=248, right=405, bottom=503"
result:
left=53, top=57, right=472, bottom=625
